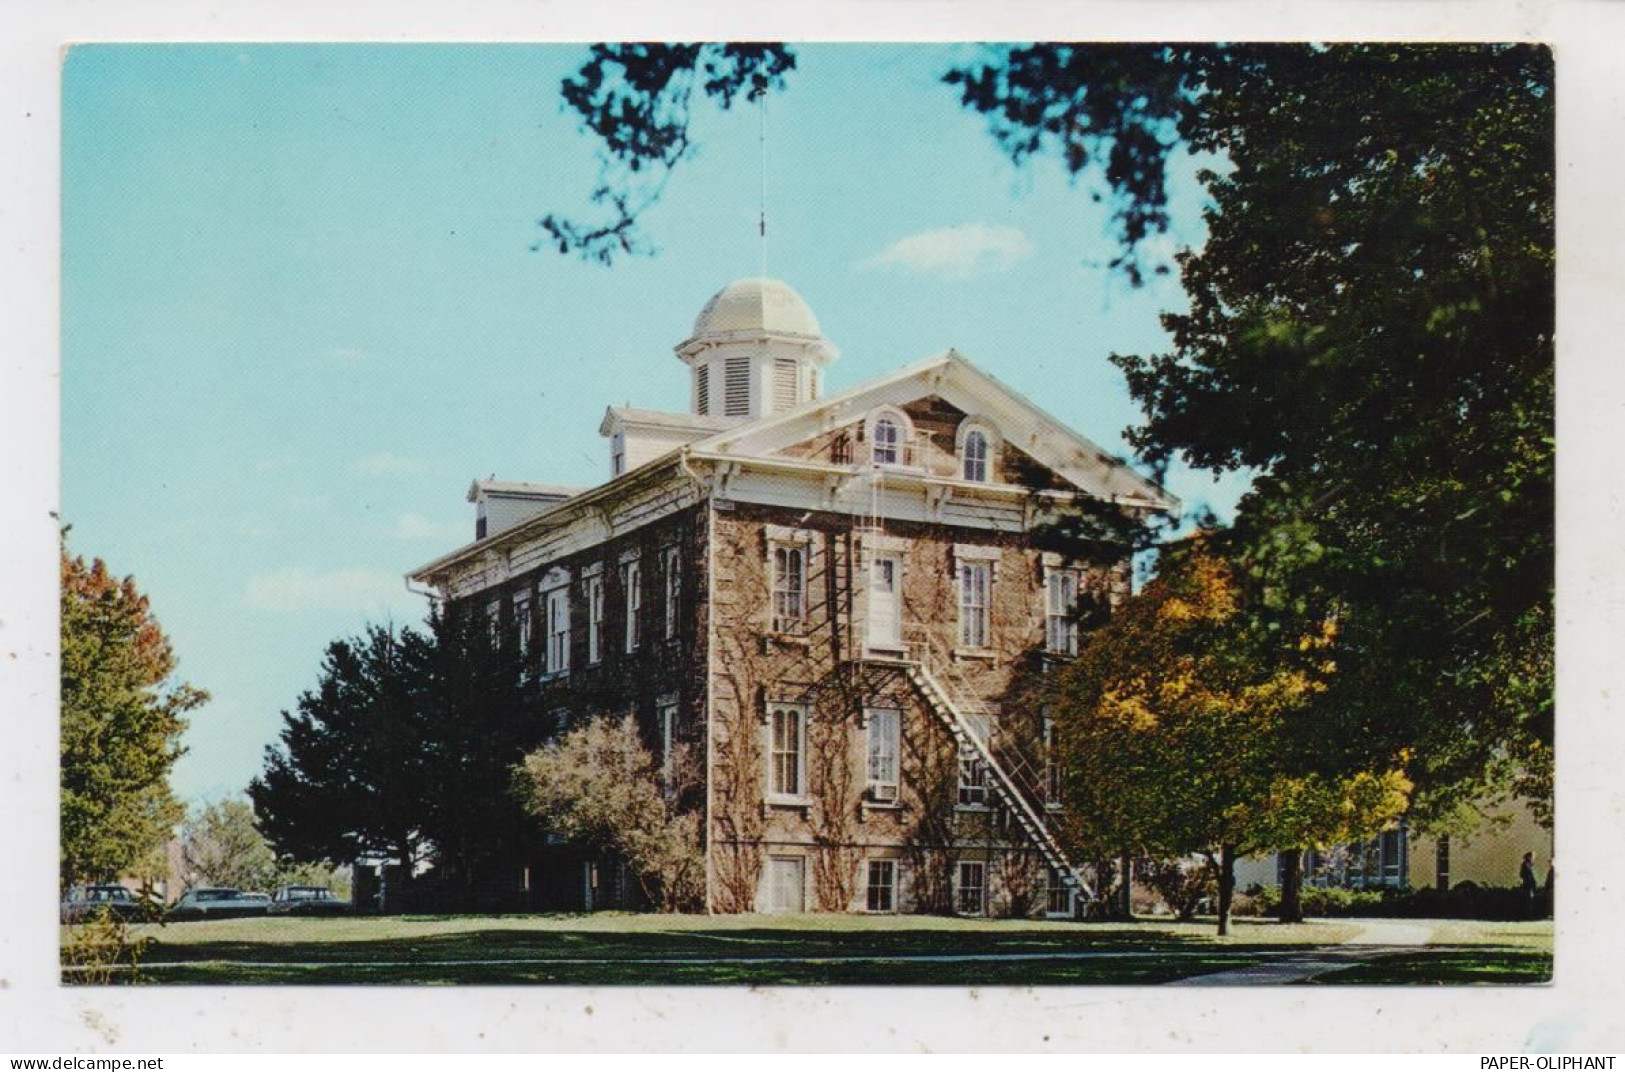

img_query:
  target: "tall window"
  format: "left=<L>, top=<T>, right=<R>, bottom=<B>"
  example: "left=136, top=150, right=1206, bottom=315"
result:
left=611, top=433, right=626, bottom=477
left=958, top=743, right=988, bottom=807
left=663, top=545, right=681, bottom=639
left=1046, top=571, right=1078, bottom=655
left=622, top=559, right=642, bottom=653
left=658, top=699, right=679, bottom=798
left=867, top=860, right=896, bottom=913
left=512, top=590, right=532, bottom=657
left=696, top=364, right=710, bottom=415
left=485, top=598, right=502, bottom=643
left=771, top=544, right=806, bottom=633
left=767, top=703, right=805, bottom=799
left=866, top=709, right=901, bottom=802
left=957, top=713, right=990, bottom=807
left=958, top=561, right=991, bottom=648
left=545, top=586, right=570, bottom=674
left=586, top=574, right=604, bottom=664
left=872, top=416, right=901, bottom=465
left=962, top=429, right=989, bottom=482
left=956, top=861, right=986, bottom=916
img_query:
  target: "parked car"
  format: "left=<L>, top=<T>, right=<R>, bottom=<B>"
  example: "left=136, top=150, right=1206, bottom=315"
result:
left=234, top=891, right=274, bottom=915
left=166, top=887, right=268, bottom=921
left=60, top=884, right=155, bottom=924
left=268, top=885, right=351, bottom=916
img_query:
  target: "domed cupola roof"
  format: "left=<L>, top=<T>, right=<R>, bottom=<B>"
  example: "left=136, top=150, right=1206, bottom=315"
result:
left=676, top=277, right=839, bottom=418
left=688, top=277, right=824, bottom=342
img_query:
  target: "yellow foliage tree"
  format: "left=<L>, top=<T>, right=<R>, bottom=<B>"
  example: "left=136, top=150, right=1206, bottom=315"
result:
left=1054, top=533, right=1410, bottom=934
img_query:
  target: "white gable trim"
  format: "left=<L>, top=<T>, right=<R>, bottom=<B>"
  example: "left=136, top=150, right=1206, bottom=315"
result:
left=689, top=350, right=1176, bottom=511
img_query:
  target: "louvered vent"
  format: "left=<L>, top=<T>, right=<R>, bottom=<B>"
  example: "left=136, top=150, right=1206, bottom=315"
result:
left=772, top=358, right=798, bottom=413
left=696, top=365, right=710, bottom=415
left=724, top=356, right=751, bottom=416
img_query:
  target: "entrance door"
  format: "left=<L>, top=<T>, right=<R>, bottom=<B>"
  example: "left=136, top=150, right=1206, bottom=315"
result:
left=868, top=554, right=902, bottom=649
left=767, top=856, right=806, bottom=914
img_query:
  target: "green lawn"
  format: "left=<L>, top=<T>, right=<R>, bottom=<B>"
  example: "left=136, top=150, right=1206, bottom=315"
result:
left=1310, top=948, right=1554, bottom=985
left=60, top=913, right=1550, bottom=986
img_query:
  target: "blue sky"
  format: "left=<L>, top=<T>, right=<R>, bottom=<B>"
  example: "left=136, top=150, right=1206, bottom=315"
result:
left=62, top=43, right=1247, bottom=805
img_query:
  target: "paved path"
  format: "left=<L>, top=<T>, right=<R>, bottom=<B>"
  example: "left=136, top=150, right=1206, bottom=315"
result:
left=1164, top=920, right=1436, bottom=986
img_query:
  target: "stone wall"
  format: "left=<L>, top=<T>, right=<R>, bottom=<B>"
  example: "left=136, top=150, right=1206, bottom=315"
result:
left=703, top=499, right=1116, bottom=915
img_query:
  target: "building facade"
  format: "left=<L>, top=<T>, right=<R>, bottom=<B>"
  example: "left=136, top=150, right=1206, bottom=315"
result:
left=409, top=278, right=1176, bottom=915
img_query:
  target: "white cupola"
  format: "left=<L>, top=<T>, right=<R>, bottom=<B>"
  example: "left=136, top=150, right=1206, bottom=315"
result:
left=674, top=278, right=839, bottom=419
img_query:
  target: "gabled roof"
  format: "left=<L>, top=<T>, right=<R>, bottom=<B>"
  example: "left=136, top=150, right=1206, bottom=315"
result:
left=688, top=349, right=1178, bottom=511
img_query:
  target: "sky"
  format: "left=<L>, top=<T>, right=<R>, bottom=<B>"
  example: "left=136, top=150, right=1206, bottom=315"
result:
left=61, top=43, right=1249, bottom=807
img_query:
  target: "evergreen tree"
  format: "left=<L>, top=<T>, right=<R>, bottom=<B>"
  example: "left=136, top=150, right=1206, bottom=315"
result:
left=249, top=609, right=543, bottom=891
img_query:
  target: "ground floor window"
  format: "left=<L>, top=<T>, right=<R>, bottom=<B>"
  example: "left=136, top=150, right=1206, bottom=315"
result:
left=867, top=860, right=896, bottom=913
left=956, top=861, right=985, bottom=916
left=1045, top=868, right=1073, bottom=916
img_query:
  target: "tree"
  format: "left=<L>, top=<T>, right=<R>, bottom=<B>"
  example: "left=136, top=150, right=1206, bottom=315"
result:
left=536, top=44, right=796, bottom=264
left=1105, top=44, right=1554, bottom=824
left=1055, top=535, right=1409, bottom=934
left=178, top=798, right=352, bottom=896
left=540, top=43, right=1553, bottom=824
left=516, top=714, right=704, bottom=912
left=179, top=798, right=278, bottom=892
left=249, top=609, right=543, bottom=890
left=61, top=544, right=206, bottom=889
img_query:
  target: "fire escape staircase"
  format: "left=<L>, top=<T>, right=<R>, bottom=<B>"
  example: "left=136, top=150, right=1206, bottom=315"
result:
left=853, top=454, right=1093, bottom=908
left=903, top=660, right=1094, bottom=906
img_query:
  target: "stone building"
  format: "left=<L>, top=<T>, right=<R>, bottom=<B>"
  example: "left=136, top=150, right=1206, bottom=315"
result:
left=408, top=278, right=1176, bottom=915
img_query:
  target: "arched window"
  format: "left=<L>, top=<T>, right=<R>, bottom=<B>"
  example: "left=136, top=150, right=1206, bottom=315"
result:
left=873, top=417, right=901, bottom=465
left=866, top=406, right=916, bottom=467
left=962, top=430, right=989, bottom=482
left=956, top=419, right=1000, bottom=482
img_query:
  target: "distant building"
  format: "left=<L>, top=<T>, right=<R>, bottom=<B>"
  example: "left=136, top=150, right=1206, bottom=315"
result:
left=1233, top=799, right=1554, bottom=894
left=409, top=278, right=1175, bottom=915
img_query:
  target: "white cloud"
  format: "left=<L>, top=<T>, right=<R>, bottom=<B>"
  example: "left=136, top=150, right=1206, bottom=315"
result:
left=244, top=567, right=413, bottom=613
left=392, top=512, right=468, bottom=543
left=860, top=223, right=1035, bottom=278
left=351, top=451, right=427, bottom=477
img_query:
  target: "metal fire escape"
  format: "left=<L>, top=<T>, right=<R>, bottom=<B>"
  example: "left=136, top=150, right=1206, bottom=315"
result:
left=852, top=441, right=1093, bottom=909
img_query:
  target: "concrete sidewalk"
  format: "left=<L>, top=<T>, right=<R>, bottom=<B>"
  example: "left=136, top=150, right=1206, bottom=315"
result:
left=1165, top=920, right=1436, bottom=985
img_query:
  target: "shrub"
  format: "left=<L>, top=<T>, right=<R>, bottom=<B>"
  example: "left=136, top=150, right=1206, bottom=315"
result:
left=516, top=715, right=704, bottom=912
left=1139, top=857, right=1216, bottom=921
left=1242, top=881, right=1540, bottom=920
left=61, top=906, right=153, bottom=985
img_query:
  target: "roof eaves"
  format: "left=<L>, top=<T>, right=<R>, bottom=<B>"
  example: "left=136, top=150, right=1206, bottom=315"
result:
left=410, top=454, right=690, bottom=584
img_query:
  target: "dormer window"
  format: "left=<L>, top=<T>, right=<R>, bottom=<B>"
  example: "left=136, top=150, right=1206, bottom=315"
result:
left=873, top=418, right=900, bottom=465
left=962, top=430, right=989, bottom=482
left=866, top=406, right=915, bottom=468
left=956, top=419, right=1001, bottom=483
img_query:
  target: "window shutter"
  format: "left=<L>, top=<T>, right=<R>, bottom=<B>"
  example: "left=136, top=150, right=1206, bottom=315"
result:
left=773, top=358, right=798, bottom=412
left=724, top=356, right=751, bottom=416
left=696, top=365, right=710, bottom=415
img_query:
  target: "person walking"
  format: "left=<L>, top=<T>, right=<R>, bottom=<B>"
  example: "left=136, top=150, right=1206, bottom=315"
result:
left=1520, top=851, right=1539, bottom=918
